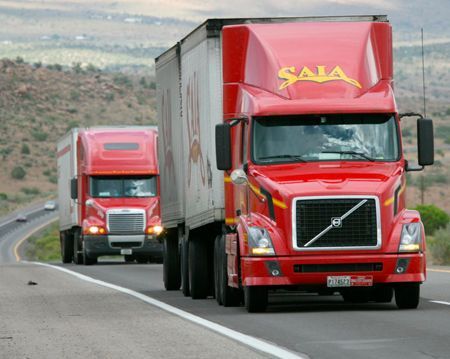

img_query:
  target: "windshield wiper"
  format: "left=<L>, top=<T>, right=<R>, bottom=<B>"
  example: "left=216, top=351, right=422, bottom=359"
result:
left=321, top=150, right=375, bottom=162
left=259, top=154, right=306, bottom=162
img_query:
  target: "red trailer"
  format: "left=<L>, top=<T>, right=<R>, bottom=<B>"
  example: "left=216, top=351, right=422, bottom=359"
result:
left=156, top=16, right=434, bottom=312
left=57, top=127, right=163, bottom=265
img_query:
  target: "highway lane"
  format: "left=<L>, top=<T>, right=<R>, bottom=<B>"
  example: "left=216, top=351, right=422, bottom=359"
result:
left=57, top=261, right=450, bottom=359
left=3, top=212, right=450, bottom=359
left=0, top=213, right=284, bottom=358
left=0, top=206, right=58, bottom=263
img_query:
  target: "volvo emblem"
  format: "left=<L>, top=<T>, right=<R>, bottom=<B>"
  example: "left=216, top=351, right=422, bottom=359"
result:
left=331, top=217, right=342, bottom=228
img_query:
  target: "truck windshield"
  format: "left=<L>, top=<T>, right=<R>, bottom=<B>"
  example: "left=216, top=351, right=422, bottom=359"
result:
left=90, top=176, right=157, bottom=198
left=252, top=114, right=399, bottom=164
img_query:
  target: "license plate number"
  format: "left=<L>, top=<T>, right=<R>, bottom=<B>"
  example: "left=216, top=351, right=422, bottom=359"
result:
left=327, top=275, right=373, bottom=287
left=121, top=249, right=132, bottom=255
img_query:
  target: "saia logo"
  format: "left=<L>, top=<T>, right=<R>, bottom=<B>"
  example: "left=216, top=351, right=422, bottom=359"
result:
left=278, top=65, right=362, bottom=90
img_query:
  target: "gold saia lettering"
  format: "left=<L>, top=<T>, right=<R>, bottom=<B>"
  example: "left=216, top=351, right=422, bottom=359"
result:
left=278, top=65, right=362, bottom=90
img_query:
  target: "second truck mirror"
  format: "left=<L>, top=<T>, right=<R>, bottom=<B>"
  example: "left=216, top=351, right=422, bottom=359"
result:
left=417, top=118, right=434, bottom=166
left=70, top=177, right=78, bottom=200
left=215, top=123, right=232, bottom=170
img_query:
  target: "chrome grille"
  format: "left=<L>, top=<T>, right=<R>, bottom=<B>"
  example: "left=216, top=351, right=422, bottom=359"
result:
left=293, top=196, right=380, bottom=250
left=107, top=210, right=145, bottom=233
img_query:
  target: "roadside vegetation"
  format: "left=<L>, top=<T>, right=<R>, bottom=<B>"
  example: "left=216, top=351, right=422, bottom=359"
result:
left=25, top=222, right=60, bottom=262
left=415, top=205, right=450, bottom=265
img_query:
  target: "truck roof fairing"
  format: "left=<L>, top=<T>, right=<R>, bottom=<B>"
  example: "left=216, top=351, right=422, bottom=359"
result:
left=79, top=128, right=158, bottom=175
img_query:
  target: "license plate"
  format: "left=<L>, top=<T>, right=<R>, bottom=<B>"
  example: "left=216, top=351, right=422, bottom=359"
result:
left=121, top=249, right=132, bottom=255
left=327, top=275, right=373, bottom=287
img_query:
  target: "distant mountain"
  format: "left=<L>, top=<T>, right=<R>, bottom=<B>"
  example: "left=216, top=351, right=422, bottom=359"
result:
left=0, top=0, right=449, bottom=70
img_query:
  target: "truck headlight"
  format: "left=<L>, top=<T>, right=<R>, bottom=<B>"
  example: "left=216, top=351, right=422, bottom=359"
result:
left=84, top=225, right=106, bottom=235
left=248, top=227, right=275, bottom=255
left=147, top=225, right=164, bottom=235
left=399, top=223, right=421, bottom=252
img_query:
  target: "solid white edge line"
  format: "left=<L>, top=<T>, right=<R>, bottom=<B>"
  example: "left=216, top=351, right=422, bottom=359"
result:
left=31, top=261, right=308, bottom=359
left=430, top=300, right=450, bottom=306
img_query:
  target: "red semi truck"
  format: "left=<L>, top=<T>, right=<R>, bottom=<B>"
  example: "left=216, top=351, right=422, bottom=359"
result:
left=156, top=16, right=434, bottom=312
left=57, top=127, right=163, bottom=265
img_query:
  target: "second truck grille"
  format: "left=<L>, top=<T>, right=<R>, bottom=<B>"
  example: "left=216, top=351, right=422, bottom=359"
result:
left=295, top=198, right=378, bottom=249
left=107, top=211, right=145, bottom=233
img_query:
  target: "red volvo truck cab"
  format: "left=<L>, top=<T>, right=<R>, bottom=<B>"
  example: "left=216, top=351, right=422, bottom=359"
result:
left=156, top=16, right=434, bottom=312
left=57, top=127, right=163, bottom=265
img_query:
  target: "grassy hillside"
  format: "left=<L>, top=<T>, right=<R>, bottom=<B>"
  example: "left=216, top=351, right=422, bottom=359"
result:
left=0, top=58, right=156, bottom=215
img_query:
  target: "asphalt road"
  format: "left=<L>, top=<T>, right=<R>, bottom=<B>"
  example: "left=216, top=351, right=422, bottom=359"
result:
left=59, top=261, right=450, bottom=359
left=2, top=209, right=450, bottom=359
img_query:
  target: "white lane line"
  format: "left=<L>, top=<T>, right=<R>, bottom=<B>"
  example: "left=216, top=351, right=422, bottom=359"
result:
left=430, top=301, right=450, bottom=306
left=32, top=262, right=308, bottom=359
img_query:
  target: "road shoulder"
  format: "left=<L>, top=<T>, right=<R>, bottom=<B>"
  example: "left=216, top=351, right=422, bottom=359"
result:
left=0, top=262, right=265, bottom=358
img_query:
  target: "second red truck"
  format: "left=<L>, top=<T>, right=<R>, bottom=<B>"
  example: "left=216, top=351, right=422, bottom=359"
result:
left=57, top=127, right=163, bottom=265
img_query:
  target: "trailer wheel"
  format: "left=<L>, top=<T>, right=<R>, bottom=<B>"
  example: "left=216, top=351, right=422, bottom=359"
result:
left=83, top=247, right=97, bottom=265
left=73, top=230, right=83, bottom=265
left=163, top=235, right=181, bottom=290
left=244, top=286, right=268, bottom=313
left=214, top=236, right=223, bottom=305
left=188, top=237, right=209, bottom=299
left=60, top=231, right=73, bottom=264
left=180, top=236, right=190, bottom=297
left=395, top=283, right=420, bottom=309
left=219, top=235, right=241, bottom=307
left=374, top=286, right=393, bottom=303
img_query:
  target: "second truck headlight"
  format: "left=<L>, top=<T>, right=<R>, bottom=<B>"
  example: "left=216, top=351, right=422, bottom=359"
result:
left=248, top=227, right=275, bottom=255
left=399, top=223, right=421, bottom=252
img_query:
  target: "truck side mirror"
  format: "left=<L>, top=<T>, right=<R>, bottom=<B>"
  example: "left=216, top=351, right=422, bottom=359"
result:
left=417, top=118, right=434, bottom=166
left=70, top=177, right=78, bottom=200
left=215, top=123, right=232, bottom=170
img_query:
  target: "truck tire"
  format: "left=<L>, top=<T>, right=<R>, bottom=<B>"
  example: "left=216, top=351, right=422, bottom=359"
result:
left=219, top=235, right=241, bottom=307
left=180, top=236, right=190, bottom=297
left=188, top=237, right=209, bottom=299
left=83, top=247, right=97, bottom=265
left=60, top=231, right=73, bottom=264
left=214, top=236, right=223, bottom=305
left=244, top=286, right=268, bottom=313
left=163, top=235, right=181, bottom=290
left=73, top=230, right=83, bottom=265
left=374, top=286, right=393, bottom=303
left=395, top=283, right=420, bottom=309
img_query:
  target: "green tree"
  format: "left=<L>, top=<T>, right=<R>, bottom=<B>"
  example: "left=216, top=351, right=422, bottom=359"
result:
left=415, top=204, right=450, bottom=235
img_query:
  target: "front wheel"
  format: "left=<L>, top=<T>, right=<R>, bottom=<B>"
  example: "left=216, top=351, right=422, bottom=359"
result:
left=395, top=283, right=420, bottom=309
left=244, top=286, right=268, bottom=313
